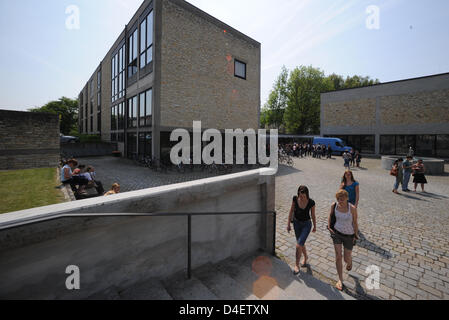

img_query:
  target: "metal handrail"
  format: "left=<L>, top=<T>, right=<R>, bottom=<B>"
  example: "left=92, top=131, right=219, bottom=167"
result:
left=1, top=210, right=277, bottom=280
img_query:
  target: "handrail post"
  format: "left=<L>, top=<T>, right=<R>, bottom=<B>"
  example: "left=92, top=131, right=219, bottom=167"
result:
left=187, top=214, right=192, bottom=280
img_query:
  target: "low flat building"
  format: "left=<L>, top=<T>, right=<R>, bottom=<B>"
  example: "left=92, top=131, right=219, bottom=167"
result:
left=320, top=72, right=449, bottom=158
left=78, top=0, right=261, bottom=161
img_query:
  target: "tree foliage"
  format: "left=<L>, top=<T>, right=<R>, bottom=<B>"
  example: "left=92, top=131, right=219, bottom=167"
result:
left=29, top=97, right=78, bottom=135
left=262, top=66, right=380, bottom=134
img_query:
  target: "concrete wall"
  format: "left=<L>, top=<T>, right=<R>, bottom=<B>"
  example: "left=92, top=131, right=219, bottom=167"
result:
left=321, top=73, right=449, bottom=155
left=0, top=110, right=59, bottom=170
left=0, top=168, right=275, bottom=299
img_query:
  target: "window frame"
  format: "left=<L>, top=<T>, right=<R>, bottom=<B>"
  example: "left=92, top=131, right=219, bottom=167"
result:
left=234, top=59, right=247, bottom=80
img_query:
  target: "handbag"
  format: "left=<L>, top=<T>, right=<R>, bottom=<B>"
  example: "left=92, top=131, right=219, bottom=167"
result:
left=390, top=167, right=398, bottom=177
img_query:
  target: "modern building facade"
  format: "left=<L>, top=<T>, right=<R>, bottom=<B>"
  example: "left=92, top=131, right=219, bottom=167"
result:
left=78, top=0, right=261, bottom=161
left=321, top=72, right=449, bottom=158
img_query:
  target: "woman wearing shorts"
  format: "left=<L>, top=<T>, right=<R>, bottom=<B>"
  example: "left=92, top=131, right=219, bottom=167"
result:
left=328, top=190, right=359, bottom=291
left=287, top=186, right=317, bottom=274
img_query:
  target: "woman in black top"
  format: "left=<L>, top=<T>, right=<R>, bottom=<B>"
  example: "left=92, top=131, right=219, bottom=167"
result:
left=287, top=186, right=317, bottom=274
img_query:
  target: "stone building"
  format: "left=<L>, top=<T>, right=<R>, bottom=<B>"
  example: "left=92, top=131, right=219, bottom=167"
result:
left=78, top=0, right=261, bottom=161
left=321, top=72, right=449, bottom=158
left=0, top=110, right=59, bottom=170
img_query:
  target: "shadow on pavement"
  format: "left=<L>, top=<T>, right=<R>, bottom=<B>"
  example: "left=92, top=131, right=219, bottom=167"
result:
left=357, top=231, right=393, bottom=260
left=276, top=165, right=301, bottom=177
left=346, top=275, right=381, bottom=300
left=417, top=191, right=449, bottom=200
left=397, top=192, right=428, bottom=201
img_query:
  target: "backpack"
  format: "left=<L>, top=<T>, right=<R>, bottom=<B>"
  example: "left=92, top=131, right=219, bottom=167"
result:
left=328, top=203, right=337, bottom=232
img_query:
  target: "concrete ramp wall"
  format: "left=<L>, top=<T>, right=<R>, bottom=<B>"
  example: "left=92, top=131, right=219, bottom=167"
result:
left=0, top=168, right=275, bottom=299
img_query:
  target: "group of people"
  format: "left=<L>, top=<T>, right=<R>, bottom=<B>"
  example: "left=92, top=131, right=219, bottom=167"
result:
left=281, top=143, right=334, bottom=159
left=60, top=158, right=120, bottom=197
left=343, top=150, right=362, bottom=169
left=287, top=169, right=360, bottom=291
left=391, top=157, right=427, bottom=193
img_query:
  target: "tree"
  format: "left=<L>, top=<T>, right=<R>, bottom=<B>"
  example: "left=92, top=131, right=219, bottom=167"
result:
left=343, top=75, right=380, bottom=89
left=29, top=97, right=78, bottom=135
left=263, top=66, right=289, bottom=130
left=284, top=66, right=333, bottom=135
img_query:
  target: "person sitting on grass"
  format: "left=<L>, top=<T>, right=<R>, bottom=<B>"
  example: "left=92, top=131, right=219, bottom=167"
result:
left=104, top=183, right=121, bottom=196
left=61, top=159, right=89, bottom=194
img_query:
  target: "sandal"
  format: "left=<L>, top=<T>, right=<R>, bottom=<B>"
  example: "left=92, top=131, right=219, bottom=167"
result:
left=336, top=281, right=343, bottom=291
left=346, top=263, right=352, bottom=271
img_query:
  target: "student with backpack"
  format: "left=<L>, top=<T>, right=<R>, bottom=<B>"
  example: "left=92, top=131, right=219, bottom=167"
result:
left=328, top=190, right=359, bottom=291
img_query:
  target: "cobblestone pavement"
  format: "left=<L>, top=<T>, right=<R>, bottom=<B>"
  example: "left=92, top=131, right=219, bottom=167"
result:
left=79, top=156, right=449, bottom=300
left=77, top=156, right=252, bottom=193
left=275, top=156, right=449, bottom=300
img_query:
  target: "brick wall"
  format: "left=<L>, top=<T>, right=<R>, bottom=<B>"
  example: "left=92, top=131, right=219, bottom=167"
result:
left=380, top=89, right=449, bottom=125
left=323, top=98, right=377, bottom=127
left=160, top=0, right=261, bottom=131
left=0, top=110, right=60, bottom=170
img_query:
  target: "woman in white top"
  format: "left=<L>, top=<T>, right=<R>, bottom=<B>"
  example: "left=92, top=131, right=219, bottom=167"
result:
left=328, top=189, right=359, bottom=291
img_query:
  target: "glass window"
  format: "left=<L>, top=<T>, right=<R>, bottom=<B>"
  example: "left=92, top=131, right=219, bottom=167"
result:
left=416, top=135, right=436, bottom=157
left=147, top=11, right=153, bottom=48
left=396, top=136, right=415, bottom=155
left=146, top=89, right=152, bottom=117
left=140, top=19, right=146, bottom=54
left=140, top=93, right=145, bottom=127
left=140, top=11, right=153, bottom=69
left=360, top=135, right=375, bottom=154
left=380, top=136, right=395, bottom=155
left=235, top=60, right=246, bottom=79
left=437, top=135, right=449, bottom=158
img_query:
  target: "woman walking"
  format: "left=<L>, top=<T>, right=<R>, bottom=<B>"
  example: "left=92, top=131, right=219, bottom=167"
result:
left=328, top=190, right=359, bottom=291
left=340, top=170, right=360, bottom=208
left=412, top=159, right=427, bottom=192
left=287, top=186, right=317, bottom=274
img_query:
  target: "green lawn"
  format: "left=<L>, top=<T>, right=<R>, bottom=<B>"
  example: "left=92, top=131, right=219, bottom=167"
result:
left=0, top=167, right=66, bottom=214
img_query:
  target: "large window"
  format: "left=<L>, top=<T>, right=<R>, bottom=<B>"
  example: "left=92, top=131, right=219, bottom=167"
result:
left=112, top=45, right=125, bottom=103
left=140, top=11, right=153, bottom=69
left=118, top=102, right=125, bottom=130
left=416, top=135, right=436, bottom=157
left=380, top=136, right=395, bottom=155
left=111, top=105, right=118, bottom=131
left=139, top=132, right=152, bottom=158
left=97, top=70, right=101, bottom=110
left=139, top=88, right=152, bottom=127
left=437, top=135, right=449, bottom=158
left=127, top=96, right=138, bottom=128
left=235, top=59, right=247, bottom=79
left=128, top=29, right=138, bottom=77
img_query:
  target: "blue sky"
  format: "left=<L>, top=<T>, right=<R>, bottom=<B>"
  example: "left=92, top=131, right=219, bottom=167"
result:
left=0, top=0, right=448, bottom=111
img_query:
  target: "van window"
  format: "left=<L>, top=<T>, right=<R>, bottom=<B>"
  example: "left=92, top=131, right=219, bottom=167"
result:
left=336, top=142, right=343, bottom=147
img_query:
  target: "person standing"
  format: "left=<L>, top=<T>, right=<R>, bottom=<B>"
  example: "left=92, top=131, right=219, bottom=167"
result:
left=392, top=158, right=403, bottom=194
left=340, top=170, right=359, bottom=208
left=402, top=156, right=413, bottom=192
left=412, top=159, right=427, bottom=192
left=328, top=190, right=359, bottom=291
left=343, top=152, right=350, bottom=169
left=327, top=144, right=333, bottom=159
left=355, top=151, right=362, bottom=168
left=287, top=186, right=317, bottom=274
